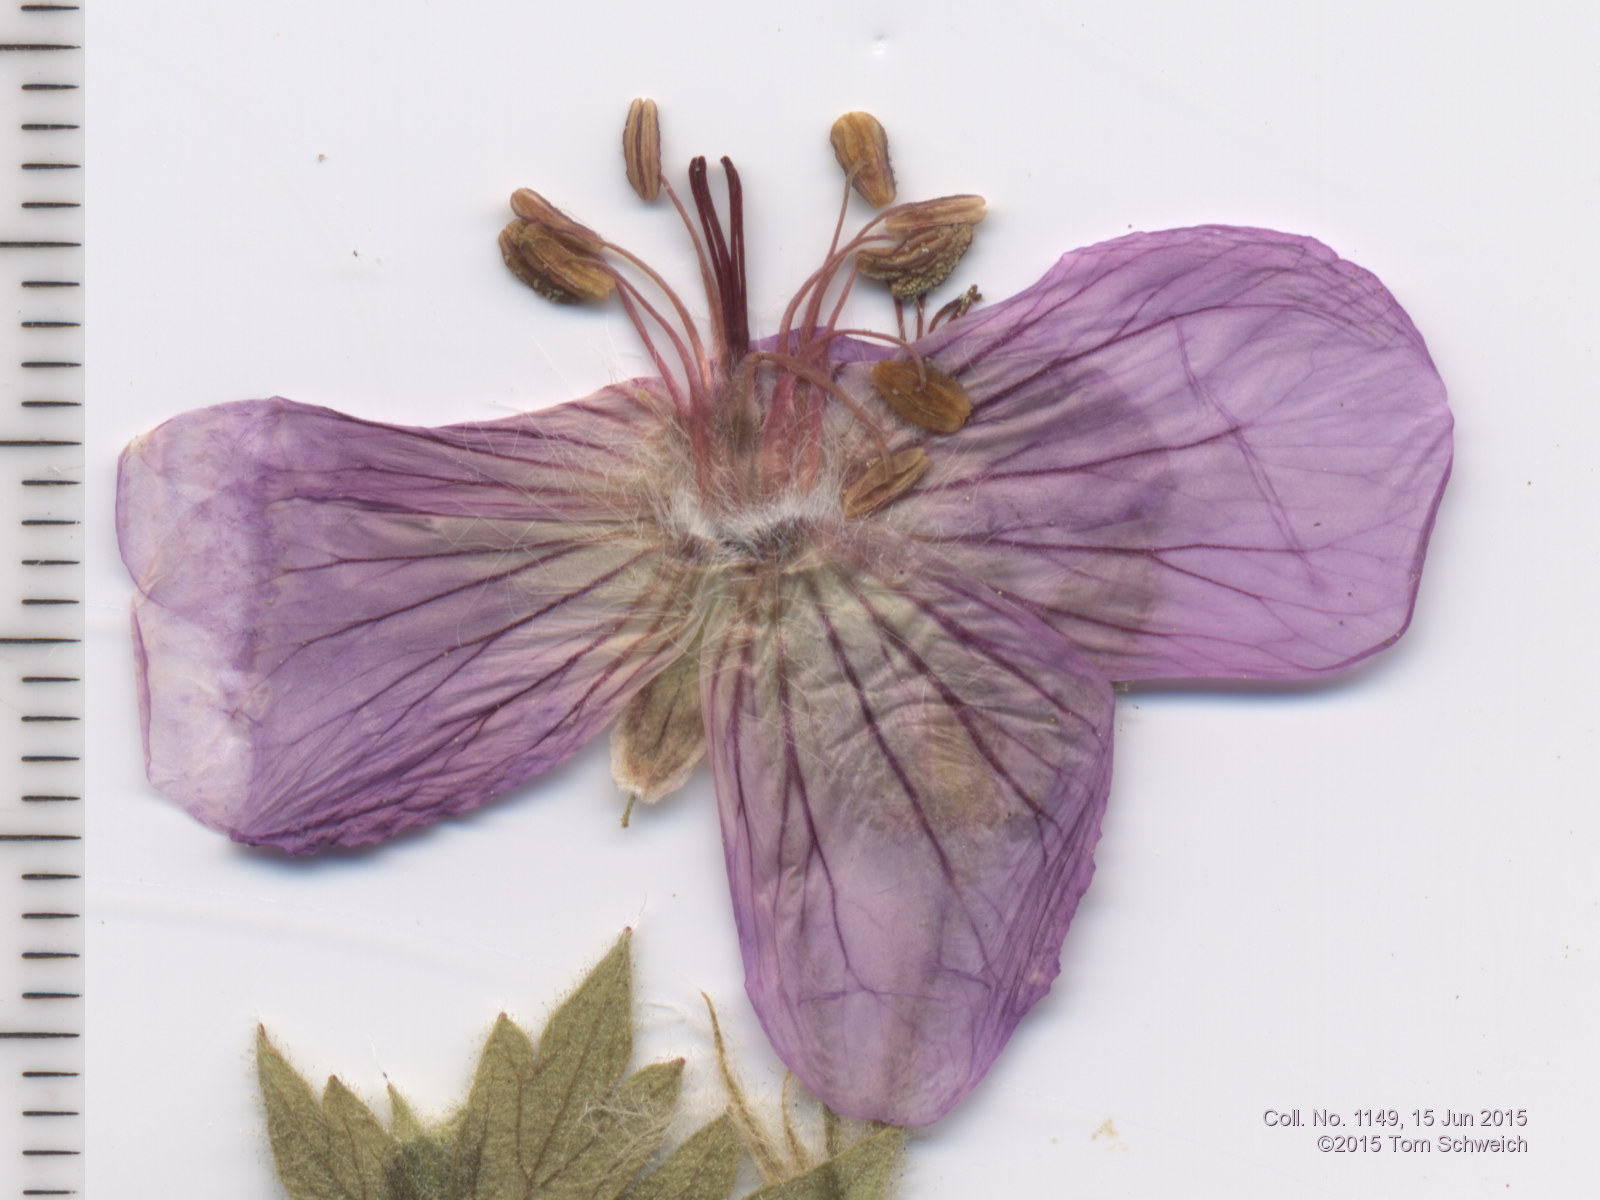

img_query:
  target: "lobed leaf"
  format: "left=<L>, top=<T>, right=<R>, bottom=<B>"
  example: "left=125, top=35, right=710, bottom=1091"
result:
left=616, top=1115, right=741, bottom=1200
left=447, top=1014, right=536, bottom=1200
left=386, top=1087, right=454, bottom=1200
left=324, top=1077, right=398, bottom=1199
left=257, top=1027, right=398, bottom=1200
left=447, top=934, right=684, bottom=1200
left=743, top=1128, right=901, bottom=1200
left=521, top=933, right=635, bottom=1186
left=537, top=1059, right=684, bottom=1200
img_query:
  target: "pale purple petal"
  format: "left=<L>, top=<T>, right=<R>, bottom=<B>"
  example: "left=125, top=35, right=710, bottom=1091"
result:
left=117, top=390, right=695, bottom=853
left=701, top=545, right=1114, bottom=1125
left=876, top=226, right=1453, bottom=680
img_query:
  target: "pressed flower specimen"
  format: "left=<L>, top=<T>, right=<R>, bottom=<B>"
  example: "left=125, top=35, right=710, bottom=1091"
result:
left=117, top=107, right=1452, bottom=1127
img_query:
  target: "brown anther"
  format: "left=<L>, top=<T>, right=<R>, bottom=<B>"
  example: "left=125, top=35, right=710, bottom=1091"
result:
left=856, top=223, right=974, bottom=299
left=830, top=111, right=896, bottom=208
left=869, top=359, right=972, bottom=434
left=508, top=187, right=607, bottom=255
left=842, top=447, right=931, bottom=518
left=499, top=221, right=614, bottom=304
left=883, top=194, right=987, bottom=235
left=623, top=98, right=662, bottom=203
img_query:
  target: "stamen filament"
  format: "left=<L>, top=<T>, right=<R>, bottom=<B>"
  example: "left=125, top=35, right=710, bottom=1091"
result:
left=610, top=276, right=691, bottom=414
left=660, top=176, right=727, bottom=365
left=774, top=227, right=894, bottom=364
left=819, top=258, right=861, bottom=345
left=602, top=240, right=714, bottom=394
left=751, top=350, right=894, bottom=467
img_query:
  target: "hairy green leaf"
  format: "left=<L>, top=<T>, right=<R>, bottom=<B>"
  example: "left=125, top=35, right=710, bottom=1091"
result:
left=539, top=1057, right=683, bottom=1200
left=257, top=1026, right=398, bottom=1200
left=447, top=1013, right=536, bottom=1200
left=325, top=1077, right=397, bottom=1198
left=617, top=1114, right=741, bottom=1200
left=446, top=932, right=683, bottom=1200
left=743, top=1128, right=901, bottom=1200
left=257, top=935, right=886, bottom=1200
left=522, top=932, right=636, bottom=1182
left=387, top=1087, right=454, bottom=1200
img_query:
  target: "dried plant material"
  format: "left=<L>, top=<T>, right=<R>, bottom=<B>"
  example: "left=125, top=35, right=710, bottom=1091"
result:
left=616, top=1115, right=742, bottom=1200
left=868, top=360, right=972, bottom=434
left=612, top=652, right=707, bottom=811
left=254, top=935, right=904, bottom=1200
left=257, top=1028, right=396, bottom=1200
left=131, top=105, right=1453, bottom=1128
left=499, top=221, right=615, bottom=304
left=625, top=98, right=663, bottom=202
left=855, top=224, right=974, bottom=299
left=258, top=935, right=699, bottom=1200
left=509, top=186, right=607, bottom=254
left=705, top=998, right=788, bottom=1185
left=702, top=996, right=892, bottom=1198
left=743, top=1128, right=902, bottom=1200
left=882, top=194, right=985, bottom=235
left=451, top=934, right=674, bottom=1198
left=829, top=112, right=895, bottom=208
left=841, top=448, right=931, bottom=519
left=929, top=285, right=982, bottom=331
left=386, top=1087, right=453, bottom=1200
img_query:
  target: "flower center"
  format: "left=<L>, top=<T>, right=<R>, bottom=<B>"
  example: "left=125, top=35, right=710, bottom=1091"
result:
left=501, top=109, right=987, bottom=535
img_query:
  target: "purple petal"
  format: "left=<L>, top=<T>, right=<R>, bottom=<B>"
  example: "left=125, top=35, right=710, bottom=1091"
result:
left=882, top=226, right=1453, bottom=680
left=702, top=547, right=1114, bottom=1125
left=118, top=391, right=692, bottom=853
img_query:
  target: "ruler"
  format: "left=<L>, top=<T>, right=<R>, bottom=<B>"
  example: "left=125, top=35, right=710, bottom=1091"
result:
left=1, top=4, right=85, bottom=1197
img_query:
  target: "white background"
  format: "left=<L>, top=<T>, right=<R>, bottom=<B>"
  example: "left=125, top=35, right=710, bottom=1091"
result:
left=81, top=2, right=1597, bottom=1196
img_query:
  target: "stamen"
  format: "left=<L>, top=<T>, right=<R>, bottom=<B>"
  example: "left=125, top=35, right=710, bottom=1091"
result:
left=774, top=226, right=895, bottom=362
left=660, top=176, right=726, bottom=357
left=751, top=350, right=895, bottom=467
left=610, top=277, right=691, bottom=414
left=868, top=359, right=972, bottom=433
left=602, top=240, right=714, bottom=393
left=826, top=169, right=855, bottom=263
left=820, top=258, right=861, bottom=343
left=842, top=447, right=931, bottom=519
left=810, top=326, right=928, bottom=370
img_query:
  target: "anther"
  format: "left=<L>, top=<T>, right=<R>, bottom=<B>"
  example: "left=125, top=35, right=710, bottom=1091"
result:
left=830, top=112, right=896, bottom=208
left=842, top=447, right=931, bottom=518
left=856, top=223, right=974, bottom=300
left=623, top=98, right=662, bottom=203
left=499, top=222, right=614, bottom=304
left=869, top=360, right=972, bottom=434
